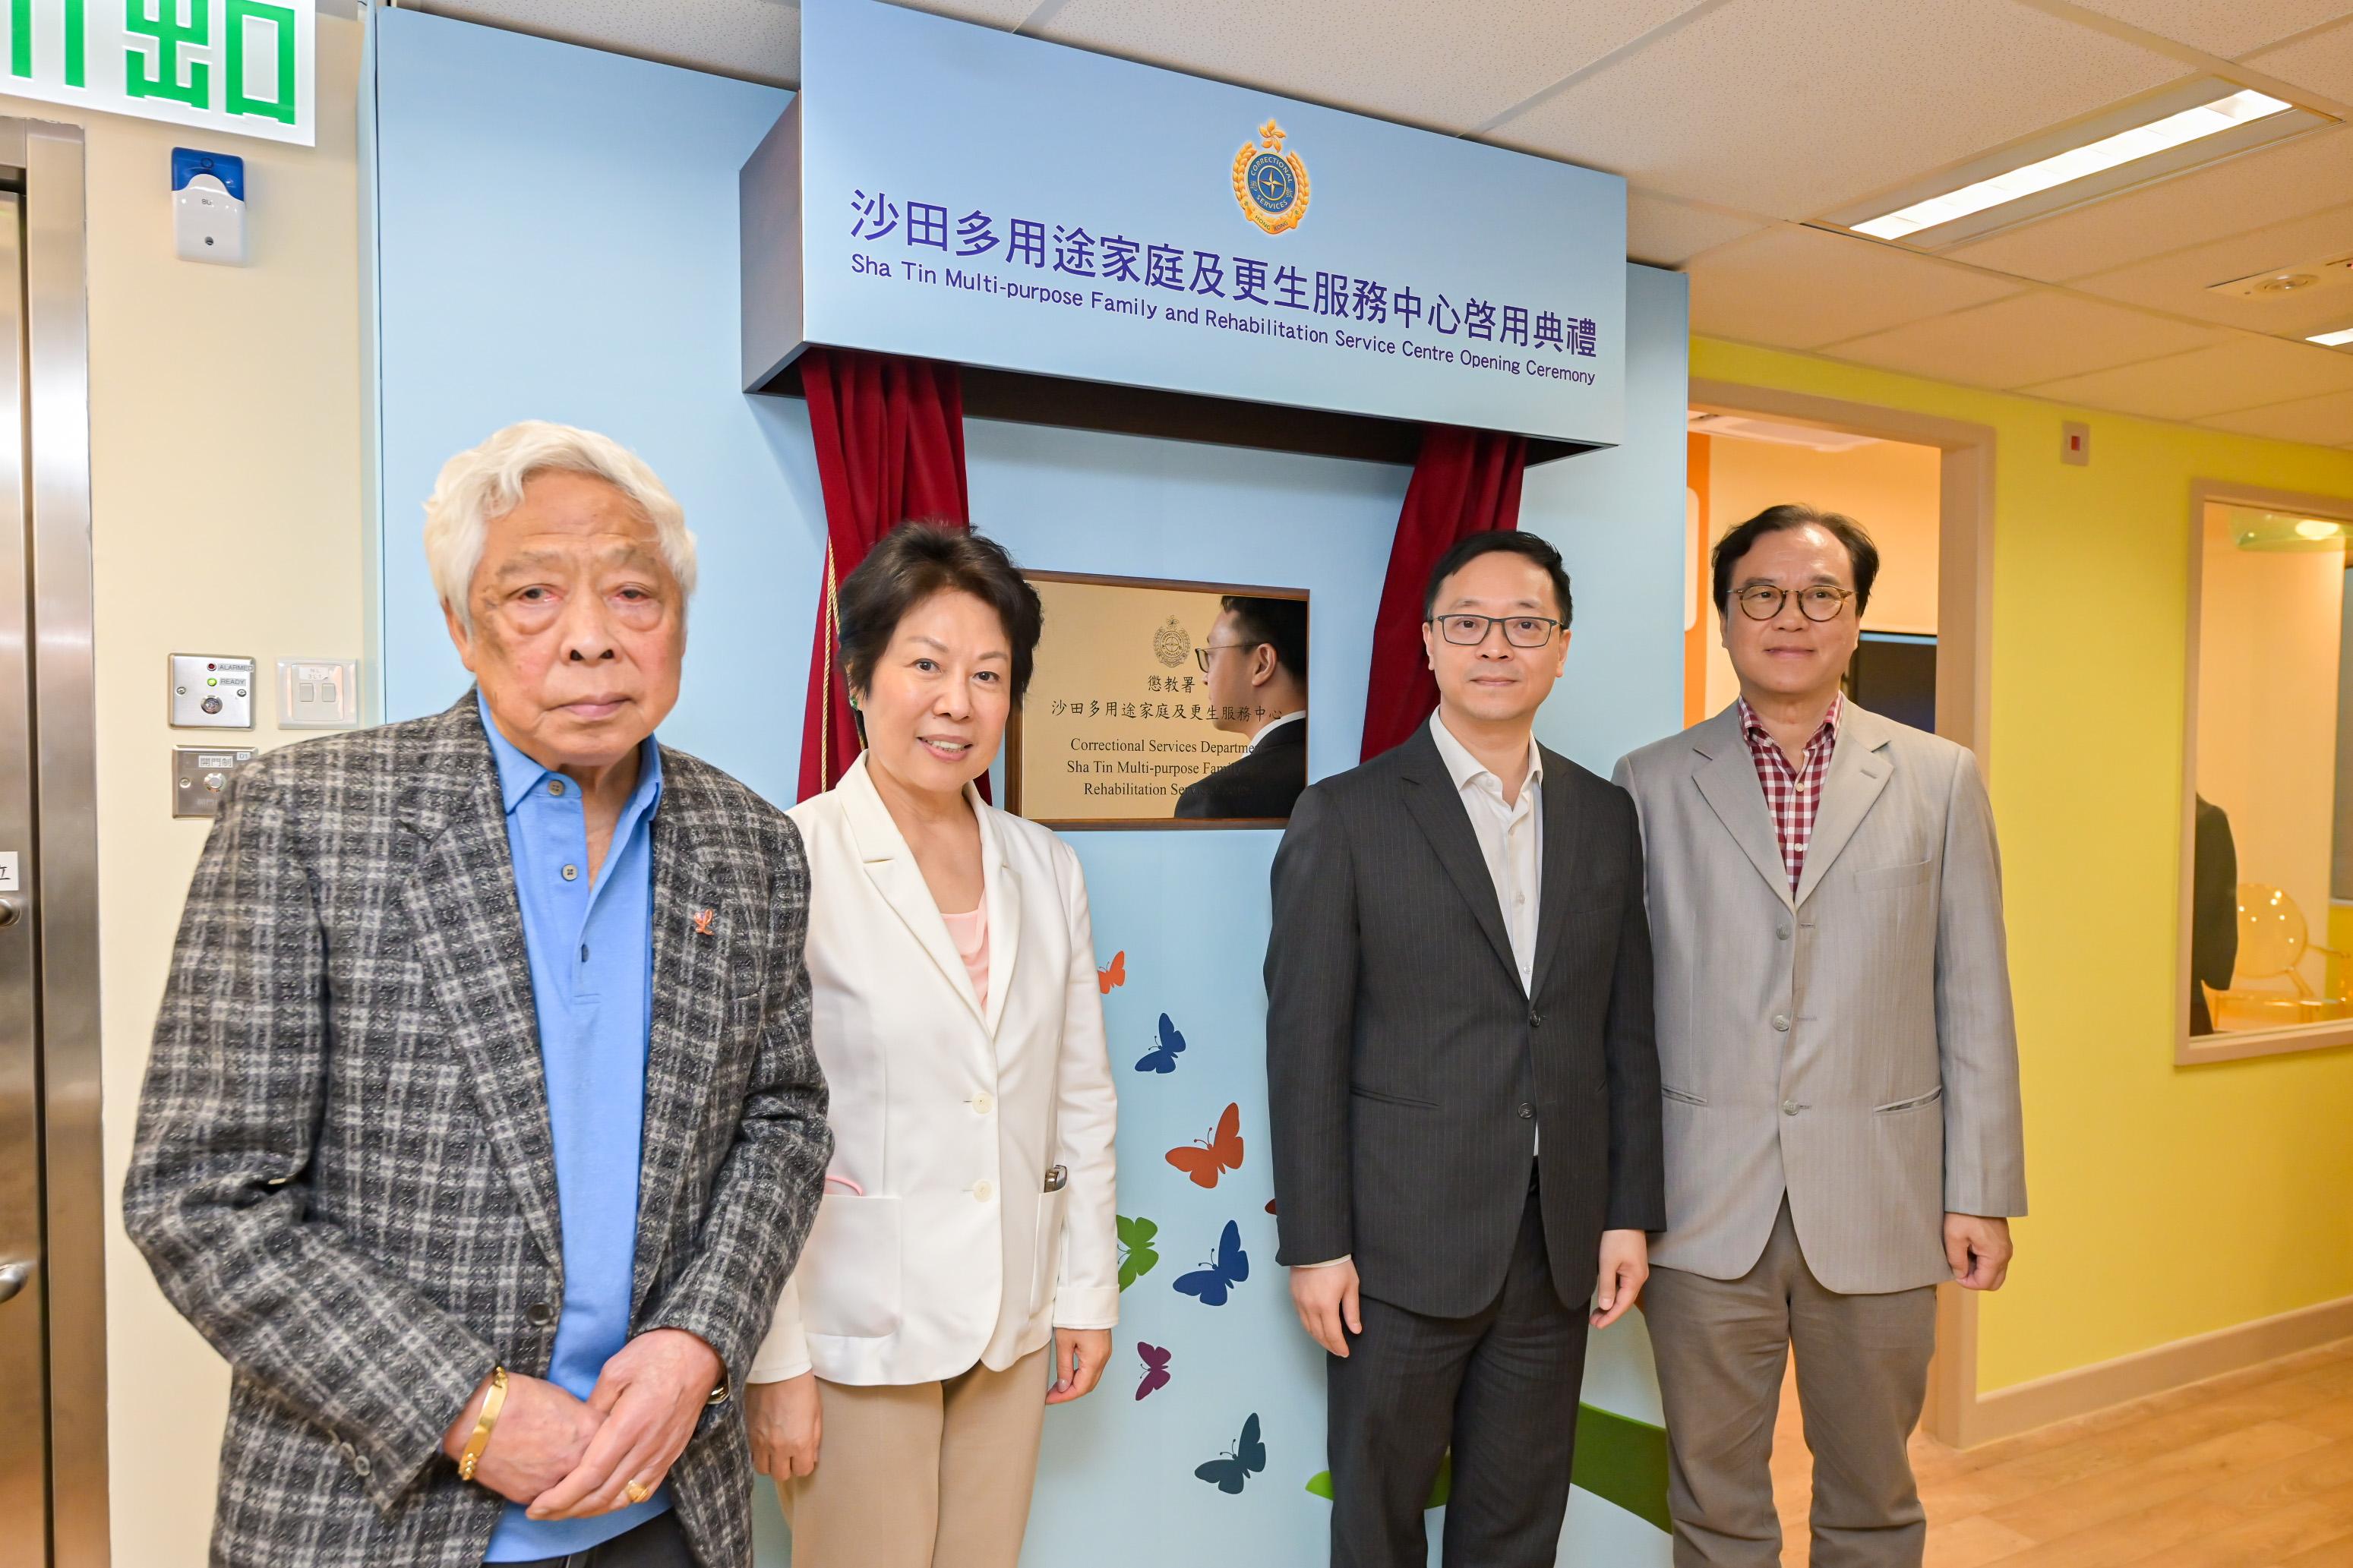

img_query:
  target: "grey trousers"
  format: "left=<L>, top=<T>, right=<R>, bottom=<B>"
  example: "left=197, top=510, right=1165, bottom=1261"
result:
left=1642, top=1200, right=1938, bottom=1568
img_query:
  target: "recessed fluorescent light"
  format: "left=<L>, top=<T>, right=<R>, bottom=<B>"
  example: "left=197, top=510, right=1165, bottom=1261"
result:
left=1852, top=89, right=2295, bottom=242
left=2310, top=327, right=2353, bottom=347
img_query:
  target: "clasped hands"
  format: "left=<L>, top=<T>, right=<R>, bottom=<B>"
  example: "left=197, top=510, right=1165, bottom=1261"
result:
left=438, top=1327, right=721, bottom=1519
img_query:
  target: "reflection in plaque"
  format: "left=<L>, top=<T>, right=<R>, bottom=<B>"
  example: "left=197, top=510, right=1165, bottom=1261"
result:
left=1006, top=573, right=1308, bottom=828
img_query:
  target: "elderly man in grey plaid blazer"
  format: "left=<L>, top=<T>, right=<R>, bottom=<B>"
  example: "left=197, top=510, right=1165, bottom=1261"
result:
left=124, top=422, right=832, bottom=1568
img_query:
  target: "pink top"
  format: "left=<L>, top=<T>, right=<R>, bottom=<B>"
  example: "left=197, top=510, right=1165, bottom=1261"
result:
left=941, top=905, right=990, bottom=1012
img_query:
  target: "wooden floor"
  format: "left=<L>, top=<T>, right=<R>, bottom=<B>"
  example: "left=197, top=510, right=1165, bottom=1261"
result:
left=1767, top=1336, right=2353, bottom=1566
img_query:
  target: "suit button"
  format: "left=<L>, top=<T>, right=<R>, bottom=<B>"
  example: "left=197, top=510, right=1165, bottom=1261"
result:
left=1776, top=924, right=1790, bottom=941
left=525, top=1301, right=554, bottom=1326
left=1527, top=1011, right=1543, bottom=1028
left=1771, top=1014, right=1791, bottom=1033
left=971, top=1093, right=993, bottom=1115
left=1782, top=1100, right=1801, bottom=1116
left=1518, top=1103, right=1535, bottom=1119
left=974, top=1180, right=994, bottom=1202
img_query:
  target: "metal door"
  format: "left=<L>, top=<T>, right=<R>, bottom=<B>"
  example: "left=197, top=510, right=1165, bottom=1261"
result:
left=0, top=118, right=105, bottom=1568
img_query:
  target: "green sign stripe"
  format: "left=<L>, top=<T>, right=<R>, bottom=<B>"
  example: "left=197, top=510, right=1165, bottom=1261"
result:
left=62, top=0, right=79, bottom=87
left=10, top=0, right=29, bottom=78
left=1571, top=1402, right=1672, bottom=1534
left=1303, top=1403, right=1671, bottom=1534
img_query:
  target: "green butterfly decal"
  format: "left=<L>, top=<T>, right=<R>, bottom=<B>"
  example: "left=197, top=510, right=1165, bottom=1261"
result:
left=1117, top=1213, right=1160, bottom=1292
left=1303, top=1406, right=1669, bottom=1533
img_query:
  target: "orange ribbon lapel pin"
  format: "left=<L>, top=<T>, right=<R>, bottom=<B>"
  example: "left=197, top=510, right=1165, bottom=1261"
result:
left=693, top=907, right=715, bottom=936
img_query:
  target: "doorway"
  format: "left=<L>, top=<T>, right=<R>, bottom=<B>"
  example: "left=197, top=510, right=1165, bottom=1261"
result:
left=0, top=118, right=105, bottom=1568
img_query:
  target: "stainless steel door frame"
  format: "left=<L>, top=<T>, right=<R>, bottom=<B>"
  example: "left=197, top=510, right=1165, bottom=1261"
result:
left=0, top=185, right=46, bottom=1568
left=0, top=116, right=104, bottom=1568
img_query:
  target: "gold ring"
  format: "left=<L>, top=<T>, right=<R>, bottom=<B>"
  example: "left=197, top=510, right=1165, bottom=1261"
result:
left=624, top=1479, right=651, bottom=1505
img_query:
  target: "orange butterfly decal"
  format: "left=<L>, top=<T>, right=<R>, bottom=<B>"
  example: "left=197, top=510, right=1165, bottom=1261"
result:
left=1166, top=1102, right=1244, bottom=1190
left=1098, top=950, right=1127, bottom=994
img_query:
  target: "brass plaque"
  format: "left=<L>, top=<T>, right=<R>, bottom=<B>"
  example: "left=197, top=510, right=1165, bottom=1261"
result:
left=1007, top=572, right=1308, bottom=829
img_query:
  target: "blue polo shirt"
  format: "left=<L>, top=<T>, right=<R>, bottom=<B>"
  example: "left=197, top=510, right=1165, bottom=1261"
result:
left=478, top=696, right=670, bottom=1559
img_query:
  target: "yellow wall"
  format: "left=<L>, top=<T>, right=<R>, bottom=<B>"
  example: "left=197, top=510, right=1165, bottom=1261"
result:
left=1694, top=432, right=1942, bottom=713
left=1695, top=337, right=2353, bottom=1394
left=0, top=14, right=370, bottom=1561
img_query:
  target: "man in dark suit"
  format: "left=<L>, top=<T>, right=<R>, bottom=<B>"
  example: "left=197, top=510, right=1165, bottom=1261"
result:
left=2190, top=793, right=2238, bottom=1034
left=1265, top=531, right=1664, bottom=1568
left=1176, top=594, right=1309, bottom=820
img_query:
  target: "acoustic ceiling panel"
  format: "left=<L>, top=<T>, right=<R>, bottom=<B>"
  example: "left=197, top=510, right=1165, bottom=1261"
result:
left=2067, top=0, right=2353, bottom=60
left=1628, top=189, right=1770, bottom=268
left=2199, top=386, right=2353, bottom=443
left=1686, top=225, right=2024, bottom=350
left=1943, top=126, right=2353, bottom=283
left=1824, top=288, right=2226, bottom=388
left=2022, top=334, right=2353, bottom=421
left=407, top=0, right=801, bottom=85
left=2072, top=200, right=2353, bottom=333
left=2248, top=17, right=2353, bottom=101
left=1480, top=0, right=2190, bottom=218
left=1033, top=0, right=1710, bottom=137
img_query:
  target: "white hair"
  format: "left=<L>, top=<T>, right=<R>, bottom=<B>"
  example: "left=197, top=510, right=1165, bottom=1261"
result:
left=423, top=420, right=697, bottom=632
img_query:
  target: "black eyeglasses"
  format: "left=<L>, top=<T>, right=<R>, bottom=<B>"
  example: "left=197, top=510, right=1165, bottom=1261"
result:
left=1194, top=641, right=1254, bottom=673
left=1734, top=585, right=1854, bottom=623
left=1428, top=614, right=1563, bottom=648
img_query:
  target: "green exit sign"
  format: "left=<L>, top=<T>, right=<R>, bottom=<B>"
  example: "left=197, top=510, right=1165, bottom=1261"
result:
left=2, top=2, right=315, bottom=147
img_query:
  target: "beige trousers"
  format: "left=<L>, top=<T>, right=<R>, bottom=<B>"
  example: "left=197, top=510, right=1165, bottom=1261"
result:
left=1642, top=1200, right=1938, bottom=1568
left=776, top=1347, right=1050, bottom=1568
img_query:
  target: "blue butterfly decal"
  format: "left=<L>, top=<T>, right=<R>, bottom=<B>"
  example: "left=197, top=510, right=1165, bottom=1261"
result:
left=1195, top=1412, right=1267, bottom=1494
left=1173, top=1219, right=1249, bottom=1306
left=1134, top=1012, right=1187, bottom=1074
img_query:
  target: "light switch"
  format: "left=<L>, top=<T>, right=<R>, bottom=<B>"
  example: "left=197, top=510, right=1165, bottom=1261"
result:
left=170, top=654, right=255, bottom=728
left=276, top=658, right=359, bottom=728
left=174, top=746, right=257, bottom=818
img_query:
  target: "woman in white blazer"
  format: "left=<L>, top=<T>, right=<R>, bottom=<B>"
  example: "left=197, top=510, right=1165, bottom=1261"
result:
left=745, top=522, right=1118, bottom=1568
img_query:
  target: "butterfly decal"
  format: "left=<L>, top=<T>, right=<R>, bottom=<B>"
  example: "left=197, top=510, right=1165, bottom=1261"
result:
left=1098, top=950, right=1126, bottom=994
left=1167, top=1102, right=1244, bottom=1189
left=1134, top=1012, right=1187, bottom=1074
left=1195, top=1412, right=1267, bottom=1494
left=1135, top=1342, right=1172, bottom=1400
left=1117, top=1214, right=1161, bottom=1292
left=1173, top=1219, right=1249, bottom=1306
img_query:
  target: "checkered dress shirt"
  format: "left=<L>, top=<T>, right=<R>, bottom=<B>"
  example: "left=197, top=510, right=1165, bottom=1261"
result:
left=1737, top=693, right=1844, bottom=892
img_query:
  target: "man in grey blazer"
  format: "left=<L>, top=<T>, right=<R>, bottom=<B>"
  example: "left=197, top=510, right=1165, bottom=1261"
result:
left=1268, top=532, right=1664, bottom=1568
left=1614, top=504, right=2026, bottom=1568
left=124, top=423, right=831, bottom=1567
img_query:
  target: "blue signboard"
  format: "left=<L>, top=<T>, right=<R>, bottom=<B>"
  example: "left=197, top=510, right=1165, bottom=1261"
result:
left=744, top=0, right=1628, bottom=448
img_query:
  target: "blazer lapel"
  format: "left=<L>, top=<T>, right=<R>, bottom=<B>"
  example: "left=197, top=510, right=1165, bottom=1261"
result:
left=1396, top=727, right=1521, bottom=989
left=1529, top=748, right=1583, bottom=999
left=633, top=776, right=733, bottom=1314
left=396, top=699, right=564, bottom=1271
left=1689, top=705, right=1796, bottom=913
left=840, top=756, right=987, bottom=1029
left=1794, top=703, right=1895, bottom=909
left=975, top=796, right=1022, bottom=1040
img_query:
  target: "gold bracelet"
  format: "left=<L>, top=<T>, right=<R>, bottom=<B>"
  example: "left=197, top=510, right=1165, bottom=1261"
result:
left=456, top=1366, right=509, bottom=1483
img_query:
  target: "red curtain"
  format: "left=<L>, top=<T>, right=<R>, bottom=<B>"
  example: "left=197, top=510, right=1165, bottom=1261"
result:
left=796, top=346, right=972, bottom=801
left=1360, top=424, right=1529, bottom=761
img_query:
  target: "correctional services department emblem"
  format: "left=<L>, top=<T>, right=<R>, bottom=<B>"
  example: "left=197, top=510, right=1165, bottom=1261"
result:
left=1233, top=118, right=1310, bottom=235
left=1153, top=617, right=1192, bottom=669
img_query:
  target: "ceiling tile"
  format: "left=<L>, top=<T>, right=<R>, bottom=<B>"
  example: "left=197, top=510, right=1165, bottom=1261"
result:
left=2198, top=386, right=2353, bottom=443
left=2248, top=16, right=2353, bottom=100
left=2072, top=201, right=2353, bottom=333
left=2020, top=334, right=2353, bottom=420
left=1028, top=0, right=1710, bottom=137
left=1686, top=226, right=2025, bottom=349
left=1628, top=190, right=1768, bottom=267
left=1944, top=126, right=2353, bottom=283
left=1824, top=289, right=2226, bottom=387
left=409, top=0, right=801, bottom=84
left=2067, top=0, right=2353, bottom=59
left=1481, top=0, right=2190, bottom=217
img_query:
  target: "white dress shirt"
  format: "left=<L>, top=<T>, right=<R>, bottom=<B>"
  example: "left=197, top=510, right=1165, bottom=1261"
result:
left=1300, top=715, right=1544, bottom=1270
